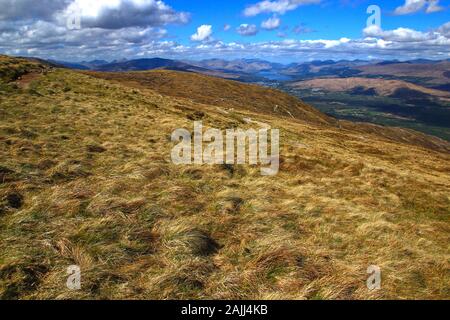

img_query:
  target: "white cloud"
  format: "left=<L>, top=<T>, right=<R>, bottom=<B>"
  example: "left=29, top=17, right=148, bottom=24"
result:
left=437, top=22, right=450, bottom=37
left=59, top=0, right=190, bottom=29
left=0, top=0, right=190, bottom=29
left=0, top=0, right=70, bottom=21
left=0, top=19, right=170, bottom=60
left=184, top=22, right=450, bottom=61
left=261, top=16, right=281, bottom=30
left=364, top=25, right=433, bottom=42
left=426, top=0, right=445, bottom=13
left=394, top=0, right=444, bottom=15
left=236, top=24, right=259, bottom=36
left=0, top=0, right=449, bottom=63
left=244, top=0, right=321, bottom=17
left=364, top=25, right=422, bottom=42
left=191, top=24, right=213, bottom=42
left=4, top=26, right=450, bottom=62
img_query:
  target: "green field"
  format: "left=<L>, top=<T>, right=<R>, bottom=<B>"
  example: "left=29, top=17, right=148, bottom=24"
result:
left=279, top=86, right=450, bottom=141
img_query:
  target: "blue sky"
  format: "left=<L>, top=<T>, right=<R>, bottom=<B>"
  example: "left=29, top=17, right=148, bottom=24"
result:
left=168, top=0, right=449, bottom=44
left=0, top=0, right=449, bottom=62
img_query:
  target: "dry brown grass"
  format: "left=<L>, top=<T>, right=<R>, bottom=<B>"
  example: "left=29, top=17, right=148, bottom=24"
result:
left=84, top=69, right=334, bottom=126
left=0, top=56, right=449, bottom=300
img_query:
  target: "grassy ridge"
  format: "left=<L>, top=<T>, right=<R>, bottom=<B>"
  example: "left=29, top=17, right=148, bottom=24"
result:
left=0, top=57, right=449, bottom=299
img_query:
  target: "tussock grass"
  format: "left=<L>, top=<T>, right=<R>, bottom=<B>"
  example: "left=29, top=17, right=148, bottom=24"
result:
left=0, top=56, right=449, bottom=299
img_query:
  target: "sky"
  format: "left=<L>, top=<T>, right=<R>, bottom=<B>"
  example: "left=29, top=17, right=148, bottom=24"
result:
left=0, top=0, right=449, bottom=63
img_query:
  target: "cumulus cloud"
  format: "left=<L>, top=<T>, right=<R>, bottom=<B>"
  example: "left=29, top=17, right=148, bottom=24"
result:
left=437, top=22, right=450, bottom=37
left=0, top=0, right=70, bottom=21
left=394, top=0, right=444, bottom=15
left=179, top=26, right=449, bottom=61
left=0, top=0, right=190, bottom=29
left=261, top=16, right=281, bottom=30
left=0, top=20, right=168, bottom=50
left=244, top=0, right=321, bottom=17
left=3, top=24, right=450, bottom=62
left=185, top=22, right=450, bottom=61
left=59, top=0, right=190, bottom=29
left=363, top=25, right=431, bottom=42
left=426, top=0, right=445, bottom=13
left=363, top=24, right=450, bottom=46
left=191, top=25, right=213, bottom=42
left=0, top=0, right=449, bottom=63
left=0, top=0, right=190, bottom=60
left=236, top=24, right=259, bottom=36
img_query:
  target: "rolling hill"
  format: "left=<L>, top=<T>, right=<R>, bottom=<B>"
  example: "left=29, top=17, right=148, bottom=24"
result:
left=86, top=69, right=450, bottom=151
left=190, top=58, right=284, bottom=74
left=357, top=61, right=450, bottom=86
left=93, top=58, right=261, bottom=82
left=84, top=69, right=333, bottom=126
left=0, top=55, right=449, bottom=300
left=290, top=77, right=450, bottom=102
left=96, top=58, right=205, bottom=72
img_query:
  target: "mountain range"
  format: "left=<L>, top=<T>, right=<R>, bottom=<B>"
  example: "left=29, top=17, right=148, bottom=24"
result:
left=50, top=56, right=450, bottom=86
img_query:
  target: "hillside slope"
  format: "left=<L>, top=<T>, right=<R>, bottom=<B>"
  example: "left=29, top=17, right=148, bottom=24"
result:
left=290, top=77, right=450, bottom=102
left=0, top=56, right=449, bottom=300
left=357, top=61, right=450, bottom=85
left=86, top=69, right=450, bottom=153
left=85, top=70, right=334, bottom=126
left=95, top=58, right=204, bottom=72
